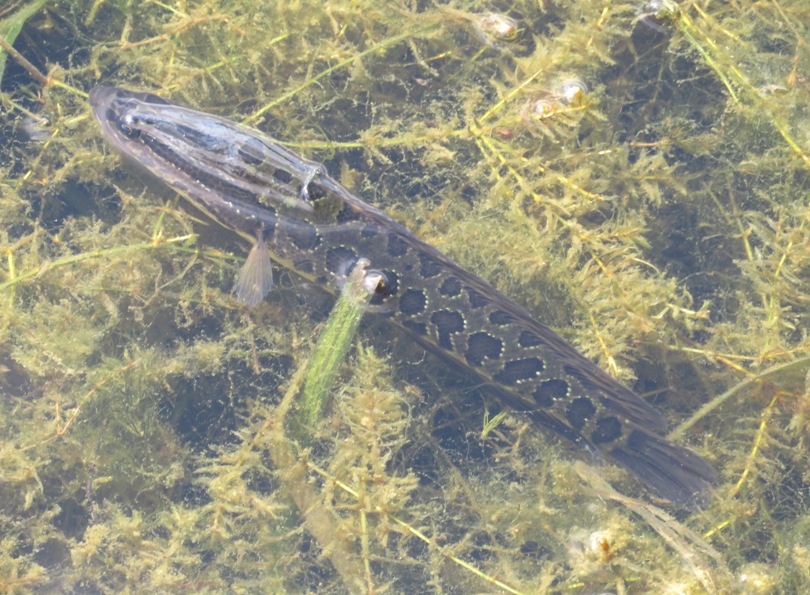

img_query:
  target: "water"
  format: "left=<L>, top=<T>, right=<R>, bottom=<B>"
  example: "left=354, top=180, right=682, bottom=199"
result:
left=1, top=0, right=809, bottom=592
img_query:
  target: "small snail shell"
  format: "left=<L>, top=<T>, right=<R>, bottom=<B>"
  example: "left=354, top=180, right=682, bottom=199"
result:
left=476, top=13, right=522, bottom=44
left=640, top=0, right=680, bottom=20
left=560, top=79, right=588, bottom=104
left=589, top=531, right=612, bottom=562
left=636, top=0, right=680, bottom=31
left=522, top=98, right=556, bottom=121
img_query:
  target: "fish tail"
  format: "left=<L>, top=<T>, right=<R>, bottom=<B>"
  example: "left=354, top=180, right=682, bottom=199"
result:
left=606, top=423, right=717, bottom=509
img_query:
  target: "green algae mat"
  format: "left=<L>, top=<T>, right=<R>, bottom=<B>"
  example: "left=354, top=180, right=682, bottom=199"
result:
left=1, top=1, right=809, bottom=592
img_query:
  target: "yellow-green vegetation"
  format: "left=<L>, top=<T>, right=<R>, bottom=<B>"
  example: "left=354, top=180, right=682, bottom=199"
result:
left=296, top=259, right=381, bottom=432
left=1, top=0, right=810, bottom=592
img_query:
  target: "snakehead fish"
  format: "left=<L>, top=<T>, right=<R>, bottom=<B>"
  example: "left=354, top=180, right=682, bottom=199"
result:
left=89, top=86, right=717, bottom=508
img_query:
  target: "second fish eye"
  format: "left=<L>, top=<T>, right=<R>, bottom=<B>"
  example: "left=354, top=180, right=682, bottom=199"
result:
left=117, top=121, right=140, bottom=139
left=117, top=115, right=141, bottom=139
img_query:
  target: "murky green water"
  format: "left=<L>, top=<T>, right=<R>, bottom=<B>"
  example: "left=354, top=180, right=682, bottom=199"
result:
left=1, top=0, right=809, bottom=592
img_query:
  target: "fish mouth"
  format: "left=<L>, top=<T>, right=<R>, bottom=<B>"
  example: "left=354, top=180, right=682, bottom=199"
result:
left=88, top=85, right=118, bottom=108
left=88, top=86, right=129, bottom=142
left=88, top=86, right=128, bottom=120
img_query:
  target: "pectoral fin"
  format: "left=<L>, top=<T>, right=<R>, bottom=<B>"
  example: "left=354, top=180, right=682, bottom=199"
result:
left=233, top=236, right=274, bottom=307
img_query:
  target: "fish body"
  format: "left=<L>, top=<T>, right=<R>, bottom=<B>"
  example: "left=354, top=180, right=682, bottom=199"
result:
left=89, top=86, right=717, bottom=507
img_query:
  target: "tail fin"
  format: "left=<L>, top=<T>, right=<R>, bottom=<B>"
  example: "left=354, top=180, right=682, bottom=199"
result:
left=607, top=424, right=717, bottom=509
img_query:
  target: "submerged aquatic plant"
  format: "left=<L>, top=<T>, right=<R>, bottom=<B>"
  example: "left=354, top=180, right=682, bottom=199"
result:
left=1, top=0, right=810, bottom=592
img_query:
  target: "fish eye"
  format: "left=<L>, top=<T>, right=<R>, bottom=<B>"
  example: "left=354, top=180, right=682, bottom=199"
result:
left=117, top=116, right=141, bottom=139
